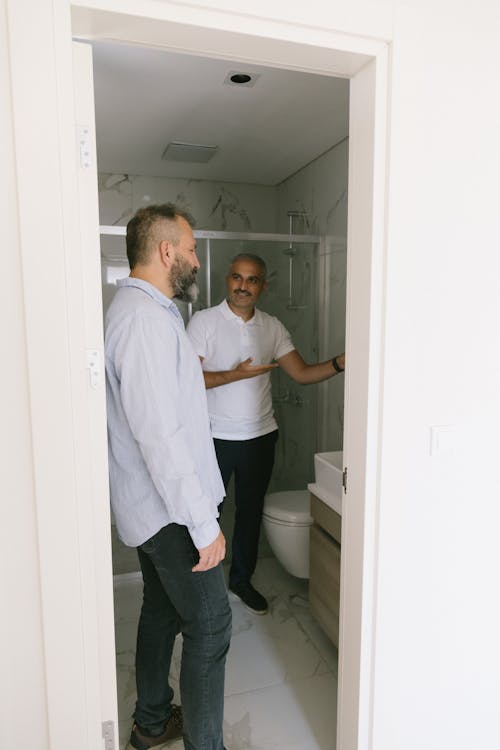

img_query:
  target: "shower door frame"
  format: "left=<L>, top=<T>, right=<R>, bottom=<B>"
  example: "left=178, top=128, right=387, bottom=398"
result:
left=8, top=3, right=390, bottom=749
left=100, top=225, right=321, bottom=308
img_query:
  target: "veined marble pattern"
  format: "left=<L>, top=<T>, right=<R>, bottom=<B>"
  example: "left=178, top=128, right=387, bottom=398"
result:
left=98, top=173, right=277, bottom=232
left=114, top=557, right=338, bottom=750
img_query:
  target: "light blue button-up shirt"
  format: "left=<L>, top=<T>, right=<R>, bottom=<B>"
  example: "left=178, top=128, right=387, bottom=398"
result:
left=105, top=278, right=224, bottom=549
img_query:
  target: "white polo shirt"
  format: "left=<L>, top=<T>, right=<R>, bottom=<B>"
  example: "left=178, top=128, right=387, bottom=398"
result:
left=187, top=300, right=295, bottom=440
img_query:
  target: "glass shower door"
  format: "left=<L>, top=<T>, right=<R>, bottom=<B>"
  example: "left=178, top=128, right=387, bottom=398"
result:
left=201, top=238, right=319, bottom=492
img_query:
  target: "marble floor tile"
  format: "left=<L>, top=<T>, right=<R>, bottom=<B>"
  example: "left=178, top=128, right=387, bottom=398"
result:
left=114, top=556, right=337, bottom=750
left=225, top=595, right=329, bottom=695
left=292, top=606, right=339, bottom=676
left=223, top=673, right=337, bottom=750
left=252, top=556, right=309, bottom=601
left=252, top=558, right=338, bottom=675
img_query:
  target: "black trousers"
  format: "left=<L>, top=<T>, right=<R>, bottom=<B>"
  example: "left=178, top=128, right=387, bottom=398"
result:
left=135, top=524, right=231, bottom=747
left=214, top=430, right=278, bottom=587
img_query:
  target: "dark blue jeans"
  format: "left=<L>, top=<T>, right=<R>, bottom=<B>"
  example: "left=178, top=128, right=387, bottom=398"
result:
left=214, top=430, right=278, bottom=588
left=135, top=523, right=232, bottom=750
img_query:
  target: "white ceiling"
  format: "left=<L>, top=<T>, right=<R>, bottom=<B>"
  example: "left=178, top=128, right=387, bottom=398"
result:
left=91, top=41, right=349, bottom=186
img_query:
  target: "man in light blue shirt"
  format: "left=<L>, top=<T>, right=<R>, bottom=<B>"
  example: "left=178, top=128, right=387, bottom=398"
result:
left=105, top=203, right=231, bottom=750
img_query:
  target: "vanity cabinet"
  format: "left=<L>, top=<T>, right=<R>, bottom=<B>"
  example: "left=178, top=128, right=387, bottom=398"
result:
left=309, top=493, right=341, bottom=647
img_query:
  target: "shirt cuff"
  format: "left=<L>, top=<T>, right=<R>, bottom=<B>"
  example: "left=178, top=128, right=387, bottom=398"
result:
left=188, top=517, right=221, bottom=550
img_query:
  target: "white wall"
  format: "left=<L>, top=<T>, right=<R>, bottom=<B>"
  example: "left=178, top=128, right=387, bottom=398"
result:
left=3, top=3, right=117, bottom=748
left=4, top=1, right=500, bottom=749
left=373, top=5, right=500, bottom=748
left=0, top=4, right=49, bottom=746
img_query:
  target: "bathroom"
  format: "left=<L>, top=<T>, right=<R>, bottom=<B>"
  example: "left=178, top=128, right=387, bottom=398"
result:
left=95, top=40, right=349, bottom=750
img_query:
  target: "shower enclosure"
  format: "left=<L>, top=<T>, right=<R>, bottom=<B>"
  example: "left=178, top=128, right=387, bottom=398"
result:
left=100, top=215, right=338, bottom=750
left=100, top=226, right=321, bottom=494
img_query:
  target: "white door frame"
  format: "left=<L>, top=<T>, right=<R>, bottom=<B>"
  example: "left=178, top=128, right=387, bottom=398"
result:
left=7, top=1, right=390, bottom=747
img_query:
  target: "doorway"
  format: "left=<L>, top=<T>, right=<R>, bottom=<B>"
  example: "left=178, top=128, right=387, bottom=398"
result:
left=21, top=6, right=389, bottom=749
left=91, top=38, right=349, bottom=747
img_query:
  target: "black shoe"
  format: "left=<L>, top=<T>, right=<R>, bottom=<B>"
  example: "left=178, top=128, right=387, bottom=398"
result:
left=128, top=705, right=183, bottom=749
left=229, top=581, right=268, bottom=615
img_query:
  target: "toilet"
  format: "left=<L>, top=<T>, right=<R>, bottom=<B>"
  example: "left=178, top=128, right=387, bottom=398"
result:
left=262, top=490, right=313, bottom=579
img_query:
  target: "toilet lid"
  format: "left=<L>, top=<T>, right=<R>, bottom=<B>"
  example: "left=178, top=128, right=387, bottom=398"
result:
left=263, top=490, right=313, bottom=524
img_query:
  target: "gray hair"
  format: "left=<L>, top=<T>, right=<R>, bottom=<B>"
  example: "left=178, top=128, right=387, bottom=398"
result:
left=229, top=253, right=267, bottom=279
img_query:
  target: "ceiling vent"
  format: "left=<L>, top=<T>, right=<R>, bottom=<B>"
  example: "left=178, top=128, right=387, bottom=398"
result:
left=161, top=142, right=218, bottom=163
left=224, top=71, right=260, bottom=88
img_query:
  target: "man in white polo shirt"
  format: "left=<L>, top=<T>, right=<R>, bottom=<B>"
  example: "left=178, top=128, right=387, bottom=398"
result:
left=187, top=253, right=345, bottom=615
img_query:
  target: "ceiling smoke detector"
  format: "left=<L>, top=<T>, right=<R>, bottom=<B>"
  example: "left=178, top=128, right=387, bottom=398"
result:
left=161, top=142, right=218, bottom=163
left=224, top=71, right=260, bottom=88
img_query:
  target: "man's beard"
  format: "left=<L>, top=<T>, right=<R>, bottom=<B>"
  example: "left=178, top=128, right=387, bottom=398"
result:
left=171, top=256, right=199, bottom=303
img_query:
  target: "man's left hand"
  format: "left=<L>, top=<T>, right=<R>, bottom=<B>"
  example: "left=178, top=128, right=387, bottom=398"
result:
left=192, top=529, right=226, bottom=572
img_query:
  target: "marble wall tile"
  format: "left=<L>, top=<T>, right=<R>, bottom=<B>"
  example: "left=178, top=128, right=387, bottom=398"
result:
left=98, top=172, right=279, bottom=327
left=276, top=140, right=348, bottom=460
left=247, top=240, right=319, bottom=489
left=98, top=173, right=277, bottom=232
left=134, top=177, right=277, bottom=232
left=99, top=173, right=134, bottom=224
left=276, top=139, right=348, bottom=238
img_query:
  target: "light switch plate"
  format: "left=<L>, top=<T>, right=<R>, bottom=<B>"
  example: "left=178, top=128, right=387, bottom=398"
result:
left=429, top=424, right=457, bottom=457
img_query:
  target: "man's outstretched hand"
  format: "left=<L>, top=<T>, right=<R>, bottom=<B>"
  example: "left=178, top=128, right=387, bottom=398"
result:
left=235, top=357, right=278, bottom=379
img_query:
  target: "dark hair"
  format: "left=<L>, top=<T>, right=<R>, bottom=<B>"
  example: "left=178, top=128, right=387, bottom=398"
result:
left=229, top=253, right=267, bottom=279
left=126, top=203, right=195, bottom=269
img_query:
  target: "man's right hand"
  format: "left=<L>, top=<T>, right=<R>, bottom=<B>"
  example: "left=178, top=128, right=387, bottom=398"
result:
left=192, top=529, right=226, bottom=572
left=235, top=357, right=278, bottom=378
left=201, top=357, right=278, bottom=389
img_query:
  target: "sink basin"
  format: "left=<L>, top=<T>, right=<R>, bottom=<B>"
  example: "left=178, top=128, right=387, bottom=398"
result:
left=315, top=451, right=343, bottom=491
left=308, top=451, right=343, bottom=515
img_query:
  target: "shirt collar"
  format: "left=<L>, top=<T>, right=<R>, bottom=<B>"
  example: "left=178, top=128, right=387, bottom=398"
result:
left=219, top=298, right=263, bottom=326
left=117, top=277, right=182, bottom=319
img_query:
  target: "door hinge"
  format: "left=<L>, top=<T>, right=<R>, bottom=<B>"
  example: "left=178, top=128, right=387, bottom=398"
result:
left=342, top=466, right=348, bottom=494
left=86, top=348, right=101, bottom=389
left=77, top=124, right=92, bottom=169
left=102, top=720, right=115, bottom=750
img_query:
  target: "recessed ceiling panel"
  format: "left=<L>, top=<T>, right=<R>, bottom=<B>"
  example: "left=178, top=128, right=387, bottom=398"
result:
left=92, top=42, right=349, bottom=185
left=162, top=142, right=218, bottom=163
